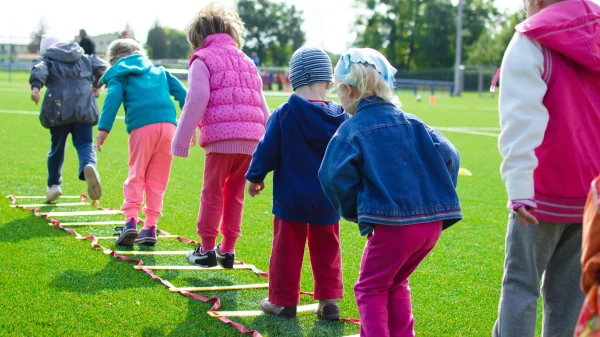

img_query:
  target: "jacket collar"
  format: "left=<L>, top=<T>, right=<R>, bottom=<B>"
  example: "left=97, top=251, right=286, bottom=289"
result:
left=356, top=95, right=394, bottom=114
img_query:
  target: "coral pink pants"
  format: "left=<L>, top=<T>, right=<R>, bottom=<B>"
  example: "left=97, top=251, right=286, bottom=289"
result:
left=355, top=221, right=442, bottom=337
left=197, top=153, right=251, bottom=250
left=122, top=123, right=175, bottom=228
left=268, top=216, right=344, bottom=306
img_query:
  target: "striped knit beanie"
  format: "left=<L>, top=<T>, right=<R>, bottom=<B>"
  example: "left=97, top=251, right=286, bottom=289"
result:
left=288, top=47, right=333, bottom=90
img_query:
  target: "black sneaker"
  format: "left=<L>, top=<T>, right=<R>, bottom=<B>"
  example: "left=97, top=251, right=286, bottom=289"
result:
left=215, top=244, right=235, bottom=269
left=114, top=219, right=138, bottom=246
left=186, top=246, right=217, bottom=268
left=135, top=227, right=157, bottom=246
left=260, top=299, right=297, bottom=319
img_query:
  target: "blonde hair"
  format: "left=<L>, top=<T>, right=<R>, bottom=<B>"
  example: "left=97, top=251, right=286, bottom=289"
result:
left=186, top=2, right=245, bottom=50
left=106, top=38, right=145, bottom=65
left=336, top=63, right=401, bottom=107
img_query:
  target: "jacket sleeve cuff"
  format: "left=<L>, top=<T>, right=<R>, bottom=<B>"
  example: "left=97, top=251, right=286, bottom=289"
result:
left=171, top=145, right=190, bottom=158
left=245, top=173, right=264, bottom=184
left=30, top=81, right=42, bottom=90
left=505, top=174, right=535, bottom=201
left=98, top=128, right=110, bottom=133
left=507, top=199, right=537, bottom=212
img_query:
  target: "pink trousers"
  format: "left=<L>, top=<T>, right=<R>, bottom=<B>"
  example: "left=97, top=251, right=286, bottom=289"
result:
left=121, top=123, right=175, bottom=228
left=197, top=153, right=251, bottom=250
left=355, top=222, right=442, bottom=337
left=268, top=217, right=344, bottom=306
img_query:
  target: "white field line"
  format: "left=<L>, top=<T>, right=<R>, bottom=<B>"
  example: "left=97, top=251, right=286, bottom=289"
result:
left=0, top=109, right=124, bottom=119
left=0, top=108, right=499, bottom=137
left=435, top=127, right=499, bottom=137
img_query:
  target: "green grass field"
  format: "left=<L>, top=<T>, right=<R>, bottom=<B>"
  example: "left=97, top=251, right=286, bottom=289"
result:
left=0, top=71, right=520, bottom=336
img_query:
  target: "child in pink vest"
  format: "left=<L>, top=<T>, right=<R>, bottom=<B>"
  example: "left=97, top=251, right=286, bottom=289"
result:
left=171, top=3, right=269, bottom=268
left=494, top=0, right=600, bottom=336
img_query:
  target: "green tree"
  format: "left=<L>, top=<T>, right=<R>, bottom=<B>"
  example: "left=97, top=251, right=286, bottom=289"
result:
left=466, top=11, right=526, bottom=66
left=146, top=21, right=168, bottom=59
left=165, top=28, right=190, bottom=59
left=353, top=0, right=498, bottom=70
left=238, top=0, right=306, bottom=66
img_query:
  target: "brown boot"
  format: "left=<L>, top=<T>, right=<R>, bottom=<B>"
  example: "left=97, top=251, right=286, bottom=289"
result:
left=315, top=299, right=340, bottom=320
left=260, top=299, right=297, bottom=318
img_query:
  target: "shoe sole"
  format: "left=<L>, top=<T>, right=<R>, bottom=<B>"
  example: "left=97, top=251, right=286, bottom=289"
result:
left=135, top=237, right=157, bottom=246
left=46, top=191, right=62, bottom=203
left=84, top=165, right=102, bottom=200
left=186, top=253, right=217, bottom=268
left=315, top=312, right=340, bottom=320
left=116, top=230, right=138, bottom=246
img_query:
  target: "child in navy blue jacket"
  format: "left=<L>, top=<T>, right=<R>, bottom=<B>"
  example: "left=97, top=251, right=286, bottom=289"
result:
left=319, top=48, right=462, bottom=337
left=246, top=47, right=348, bottom=320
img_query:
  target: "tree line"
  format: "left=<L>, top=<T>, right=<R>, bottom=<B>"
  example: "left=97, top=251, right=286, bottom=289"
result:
left=28, top=0, right=523, bottom=69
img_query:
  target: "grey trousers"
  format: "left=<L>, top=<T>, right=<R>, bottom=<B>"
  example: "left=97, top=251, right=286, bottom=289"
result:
left=492, top=214, right=584, bottom=337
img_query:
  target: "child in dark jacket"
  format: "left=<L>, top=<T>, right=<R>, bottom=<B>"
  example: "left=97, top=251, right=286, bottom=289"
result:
left=319, top=48, right=462, bottom=337
left=29, top=36, right=106, bottom=203
left=246, top=47, right=348, bottom=320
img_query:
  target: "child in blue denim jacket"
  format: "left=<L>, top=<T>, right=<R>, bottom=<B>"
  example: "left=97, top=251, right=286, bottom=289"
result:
left=319, top=48, right=462, bottom=337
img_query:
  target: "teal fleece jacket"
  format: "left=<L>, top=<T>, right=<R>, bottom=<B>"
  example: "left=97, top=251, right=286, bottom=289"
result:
left=99, top=54, right=187, bottom=134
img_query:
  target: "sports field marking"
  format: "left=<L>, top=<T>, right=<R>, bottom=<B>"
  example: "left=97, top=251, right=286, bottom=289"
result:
left=78, top=235, right=180, bottom=240
left=11, top=202, right=88, bottom=208
left=109, top=250, right=190, bottom=256
left=208, top=303, right=319, bottom=318
left=0, top=109, right=124, bottom=119
left=54, top=221, right=124, bottom=226
left=435, top=126, right=499, bottom=137
left=135, top=265, right=256, bottom=271
left=40, top=210, right=123, bottom=217
left=170, top=283, right=269, bottom=292
left=11, top=195, right=83, bottom=199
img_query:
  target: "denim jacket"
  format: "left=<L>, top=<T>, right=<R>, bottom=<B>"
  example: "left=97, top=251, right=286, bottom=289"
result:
left=318, top=96, right=462, bottom=235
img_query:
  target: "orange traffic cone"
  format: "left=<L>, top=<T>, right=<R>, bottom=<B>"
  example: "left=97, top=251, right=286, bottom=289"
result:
left=285, top=85, right=291, bottom=94
left=429, top=95, right=436, bottom=105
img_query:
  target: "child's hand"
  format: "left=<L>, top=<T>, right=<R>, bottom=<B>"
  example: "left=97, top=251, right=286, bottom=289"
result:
left=248, top=182, right=265, bottom=197
left=96, top=130, right=109, bottom=152
left=516, top=207, right=539, bottom=226
left=31, top=88, right=40, bottom=105
left=92, top=87, right=99, bottom=98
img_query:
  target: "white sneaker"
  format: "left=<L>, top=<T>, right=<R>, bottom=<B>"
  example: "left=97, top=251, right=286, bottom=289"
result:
left=46, top=185, right=62, bottom=203
left=83, top=164, right=102, bottom=200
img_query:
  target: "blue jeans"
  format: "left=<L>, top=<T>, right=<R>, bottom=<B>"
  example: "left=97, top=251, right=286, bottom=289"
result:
left=47, top=123, right=97, bottom=187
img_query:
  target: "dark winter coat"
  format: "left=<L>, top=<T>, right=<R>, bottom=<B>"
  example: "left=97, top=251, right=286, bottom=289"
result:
left=29, top=43, right=107, bottom=128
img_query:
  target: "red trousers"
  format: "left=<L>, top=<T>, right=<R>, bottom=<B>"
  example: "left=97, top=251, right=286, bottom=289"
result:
left=196, top=153, right=251, bottom=249
left=268, top=216, right=344, bottom=306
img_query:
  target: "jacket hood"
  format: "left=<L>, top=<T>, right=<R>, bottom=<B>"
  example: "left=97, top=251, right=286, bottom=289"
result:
left=43, top=43, right=84, bottom=63
left=287, top=94, right=348, bottom=149
left=517, top=0, right=600, bottom=72
left=102, top=54, right=153, bottom=83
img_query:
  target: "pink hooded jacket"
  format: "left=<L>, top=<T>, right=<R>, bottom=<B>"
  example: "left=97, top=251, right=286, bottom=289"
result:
left=503, top=0, right=600, bottom=223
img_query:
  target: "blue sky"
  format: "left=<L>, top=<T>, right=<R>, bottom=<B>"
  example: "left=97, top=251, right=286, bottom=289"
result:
left=1, top=0, right=523, bottom=53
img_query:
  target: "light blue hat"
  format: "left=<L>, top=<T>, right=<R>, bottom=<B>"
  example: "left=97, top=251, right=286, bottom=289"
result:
left=334, top=48, right=397, bottom=88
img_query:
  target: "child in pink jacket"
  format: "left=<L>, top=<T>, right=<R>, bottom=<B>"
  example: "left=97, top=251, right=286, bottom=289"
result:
left=493, top=0, right=600, bottom=336
left=171, top=4, right=269, bottom=268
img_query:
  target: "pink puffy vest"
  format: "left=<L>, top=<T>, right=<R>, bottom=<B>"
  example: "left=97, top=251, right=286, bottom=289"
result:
left=189, top=34, right=266, bottom=147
